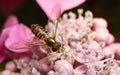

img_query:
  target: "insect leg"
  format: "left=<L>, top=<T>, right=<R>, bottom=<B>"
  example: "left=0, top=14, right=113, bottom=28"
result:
left=48, top=19, right=58, bottom=40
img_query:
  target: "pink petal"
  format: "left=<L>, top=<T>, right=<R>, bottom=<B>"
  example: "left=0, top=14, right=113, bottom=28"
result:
left=0, top=15, right=19, bottom=62
left=36, top=0, right=61, bottom=19
left=0, top=28, right=11, bottom=51
left=49, top=3, right=61, bottom=20
left=5, top=61, right=17, bottom=72
left=36, top=0, right=85, bottom=19
left=36, top=0, right=60, bottom=19
left=74, top=65, right=87, bottom=75
left=0, top=70, right=12, bottom=75
left=5, top=24, right=33, bottom=52
left=60, top=0, right=85, bottom=13
left=94, top=28, right=110, bottom=43
left=73, top=52, right=86, bottom=63
left=103, top=43, right=120, bottom=57
left=0, top=15, right=19, bottom=51
left=93, top=18, right=108, bottom=30
left=2, top=15, right=19, bottom=29
left=103, top=46, right=115, bottom=58
left=38, top=57, right=53, bottom=73
left=54, top=59, right=73, bottom=75
left=115, top=67, right=120, bottom=75
left=106, top=34, right=114, bottom=45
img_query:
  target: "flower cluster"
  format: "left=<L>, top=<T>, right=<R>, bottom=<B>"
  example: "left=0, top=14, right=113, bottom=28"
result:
left=0, top=9, right=120, bottom=75
left=1, top=0, right=120, bottom=75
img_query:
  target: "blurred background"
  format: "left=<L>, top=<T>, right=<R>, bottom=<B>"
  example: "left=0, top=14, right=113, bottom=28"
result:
left=0, top=0, right=120, bottom=41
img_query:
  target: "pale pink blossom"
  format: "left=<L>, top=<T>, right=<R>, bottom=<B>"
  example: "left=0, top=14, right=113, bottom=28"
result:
left=54, top=59, right=73, bottom=75
left=1, top=2, right=120, bottom=75
left=5, top=61, right=17, bottom=72
left=103, top=43, right=120, bottom=58
left=106, top=34, right=115, bottom=44
left=74, top=65, right=87, bottom=75
left=13, top=56, right=31, bottom=70
left=93, top=18, right=115, bottom=44
left=93, top=18, right=108, bottom=29
left=73, top=40, right=104, bottom=63
left=94, top=28, right=114, bottom=44
left=36, top=0, right=85, bottom=19
left=74, top=58, right=120, bottom=75
left=37, top=57, right=54, bottom=73
left=0, top=70, right=12, bottom=75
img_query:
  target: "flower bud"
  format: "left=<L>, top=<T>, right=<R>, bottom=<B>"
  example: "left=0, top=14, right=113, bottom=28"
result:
left=0, top=70, right=12, bottom=75
left=93, top=18, right=108, bottom=30
left=5, top=61, right=16, bottom=72
left=54, top=60, right=73, bottom=75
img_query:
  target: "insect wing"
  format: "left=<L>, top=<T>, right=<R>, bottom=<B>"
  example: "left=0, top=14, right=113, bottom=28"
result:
left=9, top=40, right=34, bottom=50
left=9, top=38, right=44, bottom=52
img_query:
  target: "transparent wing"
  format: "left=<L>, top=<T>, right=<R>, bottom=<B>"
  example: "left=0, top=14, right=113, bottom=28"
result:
left=9, top=37, right=44, bottom=50
left=9, top=41, right=30, bottom=49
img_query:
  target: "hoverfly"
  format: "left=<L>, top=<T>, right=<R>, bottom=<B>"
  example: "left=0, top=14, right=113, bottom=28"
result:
left=31, top=24, right=61, bottom=52
left=9, top=23, right=61, bottom=54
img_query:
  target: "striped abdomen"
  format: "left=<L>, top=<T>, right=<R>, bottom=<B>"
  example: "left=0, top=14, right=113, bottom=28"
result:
left=31, top=24, right=61, bottom=51
left=31, top=24, right=49, bottom=41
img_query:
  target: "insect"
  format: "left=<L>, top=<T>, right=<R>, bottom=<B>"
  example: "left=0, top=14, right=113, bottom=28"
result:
left=31, top=24, right=61, bottom=52
left=9, top=23, right=61, bottom=54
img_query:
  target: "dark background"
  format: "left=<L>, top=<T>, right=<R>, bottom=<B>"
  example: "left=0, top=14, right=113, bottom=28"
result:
left=0, top=0, right=120, bottom=41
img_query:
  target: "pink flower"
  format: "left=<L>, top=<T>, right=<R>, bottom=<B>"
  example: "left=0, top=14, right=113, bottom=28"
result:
left=36, top=0, right=85, bottom=19
left=93, top=18, right=108, bottom=29
left=94, top=28, right=114, bottom=44
left=103, top=43, right=120, bottom=58
left=0, top=15, right=33, bottom=63
left=0, top=15, right=18, bottom=47
left=93, top=18, right=115, bottom=44
left=74, top=58, right=120, bottom=75
left=5, top=24, right=33, bottom=53
left=2, top=15, right=19, bottom=29
left=54, top=59, right=73, bottom=75
left=5, top=61, right=17, bottom=72
left=73, top=40, right=104, bottom=63
left=37, top=57, right=54, bottom=74
left=74, top=65, right=87, bottom=75
left=0, top=15, right=19, bottom=63
left=1, top=4, right=120, bottom=75
left=0, top=70, right=12, bottom=75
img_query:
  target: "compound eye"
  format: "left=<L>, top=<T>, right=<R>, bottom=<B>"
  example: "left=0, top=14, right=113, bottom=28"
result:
left=52, top=42, right=61, bottom=51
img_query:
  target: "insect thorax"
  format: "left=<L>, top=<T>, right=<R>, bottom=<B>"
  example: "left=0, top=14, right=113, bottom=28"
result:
left=45, top=37, right=60, bottom=51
